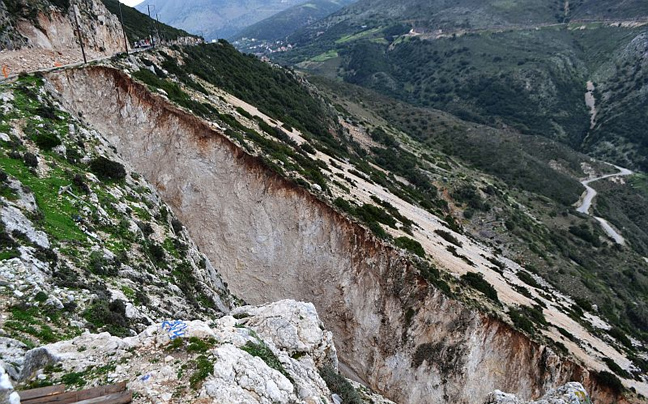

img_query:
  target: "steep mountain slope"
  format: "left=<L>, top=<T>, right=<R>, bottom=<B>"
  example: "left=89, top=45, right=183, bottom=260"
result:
left=232, top=0, right=355, bottom=54
left=275, top=0, right=648, bottom=171
left=0, top=73, right=233, bottom=365
left=38, top=42, right=646, bottom=401
left=135, top=0, right=312, bottom=40
left=1, top=1, right=647, bottom=403
left=0, top=68, right=393, bottom=404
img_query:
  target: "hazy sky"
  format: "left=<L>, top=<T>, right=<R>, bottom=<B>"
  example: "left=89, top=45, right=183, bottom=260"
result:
left=120, top=0, right=143, bottom=6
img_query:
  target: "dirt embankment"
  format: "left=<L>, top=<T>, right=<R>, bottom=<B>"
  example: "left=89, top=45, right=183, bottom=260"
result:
left=45, top=66, right=632, bottom=404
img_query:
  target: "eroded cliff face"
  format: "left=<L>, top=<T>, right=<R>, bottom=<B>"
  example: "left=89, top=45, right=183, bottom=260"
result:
left=45, top=66, right=624, bottom=404
left=0, top=0, right=124, bottom=74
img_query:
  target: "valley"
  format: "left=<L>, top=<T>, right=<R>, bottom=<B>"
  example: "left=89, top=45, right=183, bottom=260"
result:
left=1, top=1, right=647, bottom=404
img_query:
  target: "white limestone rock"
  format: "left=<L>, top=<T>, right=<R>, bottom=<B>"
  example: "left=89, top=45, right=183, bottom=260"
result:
left=485, top=382, right=591, bottom=404
left=14, top=300, right=358, bottom=404
left=204, top=343, right=296, bottom=404
left=231, top=300, right=338, bottom=369
left=1, top=205, right=50, bottom=248
left=0, top=364, right=20, bottom=404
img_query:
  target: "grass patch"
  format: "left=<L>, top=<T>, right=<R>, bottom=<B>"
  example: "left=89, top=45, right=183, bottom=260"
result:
left=241, top=341, right=292, bottom=382
left=319, top=366, right=362, bottom=404
left=189, top=355, right=214, bottom=389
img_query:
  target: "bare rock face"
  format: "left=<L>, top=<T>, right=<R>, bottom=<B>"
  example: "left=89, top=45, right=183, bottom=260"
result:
left=45, top=66, right=625, bottom=404
left=0, top=0, right=125, bottom=75
left=485, top=382, right=591, bottom=404
left=6, top=0, right=123, bottom=53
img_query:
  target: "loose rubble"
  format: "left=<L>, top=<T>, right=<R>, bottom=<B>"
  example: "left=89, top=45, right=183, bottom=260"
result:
left=485, top=382, right=592, bottom=404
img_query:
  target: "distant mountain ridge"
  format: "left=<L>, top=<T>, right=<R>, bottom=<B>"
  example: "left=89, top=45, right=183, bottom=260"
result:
left=136, top=0, right=312, bottom=40
left=231, top=0, right=355, bottom=54
left=276, top=0, right=648, bottom=171
left=233, top=0, right=354, bottom=41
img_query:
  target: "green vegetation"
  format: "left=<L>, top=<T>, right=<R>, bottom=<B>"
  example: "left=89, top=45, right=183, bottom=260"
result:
left=187, top=337, right=216, bottom=353
left=434, top=230, right=462, bottom=247
left=61, top=371, right=86, bottom=387
left=508, top=305, right=547, bottom=335
left=461, top=272, right=498, bottom=303
left=89, top=157, right=126, bottom=181
left=318, top=366, right=362, bottom=404
left=394, top=236, right=425, bottom=257
left=82, top=300, right=130, bottom=337
left=189, top=355, right=214, bottom=389
left=100, top=0, right=199, bottom=43
left=172, top=42, right=343, bottom=155
left=241, top=341, right=292, bottom=382
left=233, top=0, right=353, bottom=46
left=4, top=304, right=67, bottom=343
left=132, top=69, right=213, bottom=118
left=593, top=370, right=625, bottom=394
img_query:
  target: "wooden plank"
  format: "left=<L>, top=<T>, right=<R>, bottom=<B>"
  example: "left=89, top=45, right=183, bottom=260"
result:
left=19, top=385, right=66, bottom=401
left=22, top=382, right=127, bottom=404
left=71, top=391, right=132, bottom=404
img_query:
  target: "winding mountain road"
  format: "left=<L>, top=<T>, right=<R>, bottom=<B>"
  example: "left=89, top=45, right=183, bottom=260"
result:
left=575, top=165, right=633, bottom=244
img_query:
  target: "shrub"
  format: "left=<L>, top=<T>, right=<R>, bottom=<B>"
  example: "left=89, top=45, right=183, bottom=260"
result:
left=517, top=271, right=541, bottom=289
left=461, top=272, right=499, bottom=302
left=603, top=357, right=631, bottom=378
left=594, top=371, right=624, bottom=394
left=148, top=242, right=166, bottom=264
left=300, top=143, right=316, bottom=155
left=61, top=371, right=86, bottom=387
left=235, top=107, right=253, bottom=119
left=23, top=152, right=38, bottom=168
left=88, top=251, right=119, bottom=277
left=34, top=291, right=48, bottom=303
left=434, top=229, right=462, bottom=246
left=395, top=236, right=426, bottom=257
left=72, top=174, right=90, bottom=194
left=319, top=366, right=362, bottom=404
left=607, top=327, right=633, bottom=349
left=32, top=132, right=61, bottom=150
left=187, top=337, right=216, bottom=353
left=189, top=355, right=213, bottom=389
left=82, top=299, right=129, bottom=336
left=241, top=341, right=292, bottom=381
left=171, top=218, right=183, bottom=233
left=509, top=308, right=535, bottom=334
left=89, top=157, right=126, bottom=180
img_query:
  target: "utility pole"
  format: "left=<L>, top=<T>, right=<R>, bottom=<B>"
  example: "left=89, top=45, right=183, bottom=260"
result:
left=147, top=4, right=155, bottom=46
left=155, top=13, right=162, bottom=44
left=117, top=0, right=129, bottom=54
left=73, top=5, right=87, bottom=64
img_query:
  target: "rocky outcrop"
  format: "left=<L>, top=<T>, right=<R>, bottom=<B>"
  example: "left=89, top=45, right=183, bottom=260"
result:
left=16, top=299, right=369, bottom=404
left=45, top=65, right=630, bottom=404
left=0, top=74, right=234, bottom=379
left=0, top=0, right=125, bottom=75
left=485, top=382, right=591, bottom=404
left=1, top=0, right=123, bottom=52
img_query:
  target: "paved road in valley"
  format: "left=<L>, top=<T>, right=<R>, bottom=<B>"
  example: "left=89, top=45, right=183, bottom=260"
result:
left=575, top=165, right=633, bottom=244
